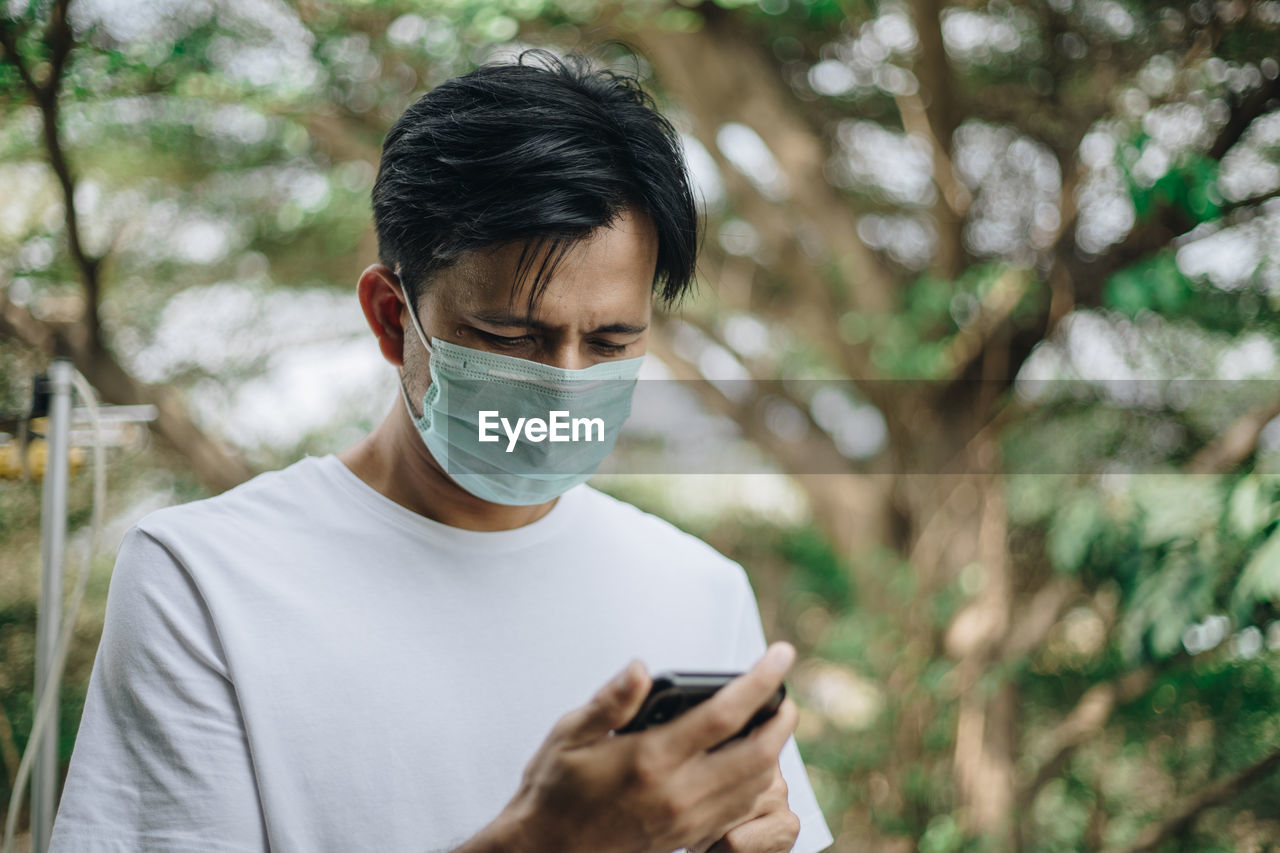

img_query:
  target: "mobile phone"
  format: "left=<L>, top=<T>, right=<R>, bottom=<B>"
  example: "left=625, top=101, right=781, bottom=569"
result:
left=615, top=671, right=786, bottom=748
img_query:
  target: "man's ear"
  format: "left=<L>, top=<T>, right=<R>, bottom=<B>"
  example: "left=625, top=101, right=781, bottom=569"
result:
left=357, top=263, right=409, bottom=367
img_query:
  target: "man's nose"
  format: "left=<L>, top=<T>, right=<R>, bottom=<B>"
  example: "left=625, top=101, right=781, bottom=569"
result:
left=541, top=341, right=590, bottom=371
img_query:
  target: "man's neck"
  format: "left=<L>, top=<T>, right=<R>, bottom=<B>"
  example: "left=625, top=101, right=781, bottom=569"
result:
left=337, top=402, right=559, bottom=532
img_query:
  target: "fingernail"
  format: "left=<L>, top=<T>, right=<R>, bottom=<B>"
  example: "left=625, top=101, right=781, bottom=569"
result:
left=613, top=660, right=636, bottom=690
left=764, top=643, right=795, bottom=674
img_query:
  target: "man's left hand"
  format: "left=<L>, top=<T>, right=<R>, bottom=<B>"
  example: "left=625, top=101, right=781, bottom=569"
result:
left=688, top=767, right=799, bottom=853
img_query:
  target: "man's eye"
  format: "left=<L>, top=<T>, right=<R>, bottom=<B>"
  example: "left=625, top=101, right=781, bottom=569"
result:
left=482, top=332, right=533, bottom=348
left=592, top=340, right=628, bottom=354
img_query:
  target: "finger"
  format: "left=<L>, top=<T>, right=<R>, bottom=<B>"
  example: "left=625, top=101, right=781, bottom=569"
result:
left=686, top=697, right=797, bottom=802
left=688, top=692, right=799, bottom=785
left=705, top=809, right=802, bottom=853
left=766, top=765, right=789, bottom=802
left=663, top=643, right=795, bottom=757
left=750, top=766, right=790, bottom=823
left=693, top=760, right=790, bottom=840
left=741, top=696, right=798, bottom=756
left=669, top=704, right=797, bottom=853
left=686, top=776, right=795, bottom=853
left=552, top=659, right=651, bottom=747
left=743, top=762, right=789, bottom=812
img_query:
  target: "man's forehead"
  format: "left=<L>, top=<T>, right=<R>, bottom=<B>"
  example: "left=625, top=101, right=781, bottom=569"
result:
left=429, top=228, right=656, bottom=322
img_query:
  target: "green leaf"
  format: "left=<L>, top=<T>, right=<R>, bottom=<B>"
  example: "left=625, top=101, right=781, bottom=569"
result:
left=918, top=815, right=964, bottom=853
left=1227, top=476, right=1274, bottom=539
left=1046, top=493, right=1106, bottom=573
left=1132, top=476, right=1223, bottom=547
left=1121, top=550, right=1217, bottom=661
left=1231, top=528, right=1280, bottom=620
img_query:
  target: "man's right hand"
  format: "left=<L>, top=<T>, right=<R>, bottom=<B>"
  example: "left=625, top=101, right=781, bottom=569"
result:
left=474, top=642, right=799, bottom=853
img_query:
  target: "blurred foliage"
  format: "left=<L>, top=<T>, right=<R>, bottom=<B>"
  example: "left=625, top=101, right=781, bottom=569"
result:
left=4, top=0, right=1280, bottom=849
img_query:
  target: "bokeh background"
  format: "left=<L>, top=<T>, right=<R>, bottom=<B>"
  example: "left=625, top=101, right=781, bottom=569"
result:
left=3, top=0, right=1280, bottom=850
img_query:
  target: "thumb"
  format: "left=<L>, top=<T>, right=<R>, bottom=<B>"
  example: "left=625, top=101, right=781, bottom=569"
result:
left=558, top=659, right=651, bottom=747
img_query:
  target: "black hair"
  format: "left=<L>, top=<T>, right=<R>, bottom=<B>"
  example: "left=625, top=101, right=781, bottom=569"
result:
left=372, top=49, right=699, bottom=312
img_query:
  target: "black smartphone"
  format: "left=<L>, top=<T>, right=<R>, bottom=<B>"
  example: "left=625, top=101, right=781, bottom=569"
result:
left=615, top=671, right=786, bottom=748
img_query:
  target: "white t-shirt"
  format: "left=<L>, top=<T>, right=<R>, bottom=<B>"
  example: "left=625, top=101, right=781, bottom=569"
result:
left=50, top=454, right=833, bottom=853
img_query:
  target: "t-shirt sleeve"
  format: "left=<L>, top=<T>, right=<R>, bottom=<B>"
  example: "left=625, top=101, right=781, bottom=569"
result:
left=730, top=568, right=835, bottom=853
left=49, top=526, right=269, bottom=853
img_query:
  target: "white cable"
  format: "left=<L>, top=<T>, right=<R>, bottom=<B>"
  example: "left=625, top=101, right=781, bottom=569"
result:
left=3, top=370, right=105, bottom=853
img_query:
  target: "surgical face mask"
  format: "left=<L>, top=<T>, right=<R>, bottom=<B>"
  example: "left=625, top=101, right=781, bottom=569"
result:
left=398, top=297, right=645, bottom=506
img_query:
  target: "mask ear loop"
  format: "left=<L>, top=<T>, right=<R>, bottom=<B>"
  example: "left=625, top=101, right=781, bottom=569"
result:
left=395, top=267, right=433, bottom=356
left=394, top=267, right=432, bottom=421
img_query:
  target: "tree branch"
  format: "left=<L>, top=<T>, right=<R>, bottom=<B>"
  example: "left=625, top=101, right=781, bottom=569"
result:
left=675, top=124, right=878, bottom=384
left=672, top=311, right=850, bottom=450
left=1219, top=185, right=1280, bottom=217
left=1017, top=391, right=1280, bottom=809
left=893, top=90, right=971, bottom=224
left=649, top=315, right=857, bottom=477
left=1, top=286, right=254, bottom=493
left=1108, top=744, right=1280, bottom=853
left=0, top=289, right=57, bottom=354
left=902, top=0, right=968, bottom=279
left=1017, top=391, right=1280, bottom=808
left=632, top=14, right=906, bottom=403
left=942, top=267, right=1031, bottom=381
left=949, top=31, right=1270, bottom=397
left=0, top=700, right=21, bottom=793
left=1046, top=72, right=1280, bottom=311
left=1208, top=75, right=1280, bottom=161
left=646, top=317, right=893, bottom=554
left=1, top=0, right=104, bottom=342
left=1018, top=668, right=1154, bottom=808
left=1185, top=395, right=1280, bottom=474
left=905, top=0, right=957, bottom=147
left=0, top=3, right=259, bottom=494
left=999, top=576, right=1082, bottom=663
left=44, top=0, right=74, bottom=92
left=634, top=8, right=899, bottom=316
left=304, top=110, right=382, bottom=165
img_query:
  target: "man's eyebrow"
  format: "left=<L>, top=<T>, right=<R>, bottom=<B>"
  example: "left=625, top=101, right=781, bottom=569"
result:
left=588, top=321, right=649, bottom=335
left=469, top=310, right=549, bottom=329
left=468, top=310, right=648, bottom=335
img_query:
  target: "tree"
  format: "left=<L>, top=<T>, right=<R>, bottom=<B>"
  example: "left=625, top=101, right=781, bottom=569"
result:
left=3, top=0, right=1280, bottom=848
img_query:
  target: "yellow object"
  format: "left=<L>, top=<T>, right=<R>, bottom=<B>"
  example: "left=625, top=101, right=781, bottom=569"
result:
left=0, top=443, right=23, bottom=480
left=0, top=436, right=85, bottom=481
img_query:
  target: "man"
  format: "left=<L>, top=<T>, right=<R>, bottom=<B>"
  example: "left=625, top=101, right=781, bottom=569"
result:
left=50, top=52, right=834, bottom=853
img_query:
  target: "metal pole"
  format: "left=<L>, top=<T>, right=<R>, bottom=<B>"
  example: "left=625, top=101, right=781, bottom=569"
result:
left=33, top=359, right=72, bottom=853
